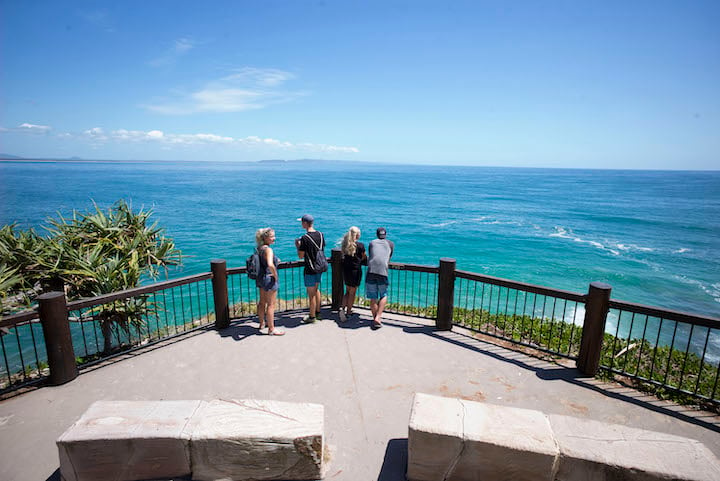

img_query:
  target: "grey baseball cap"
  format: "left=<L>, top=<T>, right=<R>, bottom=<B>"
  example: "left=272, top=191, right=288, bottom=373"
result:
left=296, top=214, right=314, bottom=224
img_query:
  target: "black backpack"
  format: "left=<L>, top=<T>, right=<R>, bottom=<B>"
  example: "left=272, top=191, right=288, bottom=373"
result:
left=246, top=248, right=261, bottom=279
left=305, top=233, right=328, bottom=273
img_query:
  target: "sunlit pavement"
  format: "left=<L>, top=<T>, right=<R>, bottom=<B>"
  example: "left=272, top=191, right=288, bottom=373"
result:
left=1, top=308, right=718, bottom=481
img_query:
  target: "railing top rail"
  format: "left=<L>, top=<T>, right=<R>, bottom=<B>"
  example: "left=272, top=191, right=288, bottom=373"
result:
left=0, top=309, right=38, bottom=328
left=455, top=269, right=586, bottom=303
left=389, top=262, right=439, bottom=274
left=608, top=298, right=720, bottom=328
left=227, top=260, right=304, bottom=276
left=66, top=272, right=213, bottom=311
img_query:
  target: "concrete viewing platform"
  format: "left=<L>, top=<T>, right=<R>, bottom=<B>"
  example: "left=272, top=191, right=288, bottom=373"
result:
left=1, top=308, right=719, bottom=481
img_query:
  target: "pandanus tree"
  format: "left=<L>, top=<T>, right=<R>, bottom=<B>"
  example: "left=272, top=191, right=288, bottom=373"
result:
left=0, top=201, right=181, bottom=353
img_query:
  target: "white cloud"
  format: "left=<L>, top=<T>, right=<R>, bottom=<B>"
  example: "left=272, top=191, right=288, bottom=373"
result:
left=145, top=67, right=304, bottom=114
left=60, top=125, right=359, bottom=154
left=18, top=123, right=52, bottom=133
left=148, top=37, right=197, bottom=67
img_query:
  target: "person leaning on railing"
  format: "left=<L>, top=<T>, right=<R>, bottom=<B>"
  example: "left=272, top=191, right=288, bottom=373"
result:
left=255, top=228, right=284, bottom=336
left=339, top=226, right=367, bottom=322
left=295, top=214, right=326, bottom=323
left=366, top=227, right=394, bottom=330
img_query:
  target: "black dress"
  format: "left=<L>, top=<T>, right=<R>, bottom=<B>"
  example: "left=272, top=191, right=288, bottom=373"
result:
left=342, top=241, right=366, bottom=287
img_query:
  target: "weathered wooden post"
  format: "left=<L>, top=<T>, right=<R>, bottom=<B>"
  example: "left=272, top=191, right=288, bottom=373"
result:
left=436, top=258, right=456, bottom=331
left=211, top=259, right=230, bottom=329
left=331, top=248, right=343, bottom=311
left=577, top=282, right=612, bottom=376
left=38, top=291, right=78, bottom=385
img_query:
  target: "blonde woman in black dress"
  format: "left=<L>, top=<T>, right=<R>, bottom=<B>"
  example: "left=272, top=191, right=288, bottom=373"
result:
left=339, top=226, right=366, bottom=322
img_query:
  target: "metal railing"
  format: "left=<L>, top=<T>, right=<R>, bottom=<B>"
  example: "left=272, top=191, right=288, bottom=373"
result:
left=226, top=261, right=331, bottom=318
left=1, top=253, right=718, bottom=407
left=453, top=270, right=586, bottom=359
left=601, top=299, right=720, bottom=404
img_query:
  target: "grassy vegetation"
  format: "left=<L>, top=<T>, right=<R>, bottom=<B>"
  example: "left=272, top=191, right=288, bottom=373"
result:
left=448, top=305, right=718, bottom=411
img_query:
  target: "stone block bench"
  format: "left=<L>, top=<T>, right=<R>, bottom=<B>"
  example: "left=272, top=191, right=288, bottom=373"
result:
left=57, top=399, right=325, bottom=481
left=408, top=392, right=720, bottom=481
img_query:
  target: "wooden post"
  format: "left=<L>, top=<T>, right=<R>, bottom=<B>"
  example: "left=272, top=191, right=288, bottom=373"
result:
left=331, top=248, right=343, bottom=311
left=436, top=258, right=456, bottom=331
left=211, top=259, right=230, bottom=329
left=577, top=282, right=612, bottom=376
left=38, top=291, right=78, bottom=385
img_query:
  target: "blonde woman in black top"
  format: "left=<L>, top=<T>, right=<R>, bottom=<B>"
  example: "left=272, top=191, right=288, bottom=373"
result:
left=255, top=228, right=284, bottom=336
left=339, top=226, right=366, bottom=322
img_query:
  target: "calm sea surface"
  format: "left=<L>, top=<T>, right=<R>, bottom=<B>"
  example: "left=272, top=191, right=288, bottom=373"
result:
left=1, top=161, right=719, bottom=321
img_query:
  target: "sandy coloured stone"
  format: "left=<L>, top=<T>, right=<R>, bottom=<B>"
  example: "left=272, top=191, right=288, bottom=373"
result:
left=549, top=414, right=720, bottom=481
left=187, top=399, right=325, bottom=481
left=57, top=400, right=200, bottom=481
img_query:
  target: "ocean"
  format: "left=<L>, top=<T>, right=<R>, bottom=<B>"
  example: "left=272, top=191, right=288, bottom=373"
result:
left=1, top=160, right=719, bottom=322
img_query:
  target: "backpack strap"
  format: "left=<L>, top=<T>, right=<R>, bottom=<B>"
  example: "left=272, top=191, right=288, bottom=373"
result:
left=304, top=232, right=323, bottom=250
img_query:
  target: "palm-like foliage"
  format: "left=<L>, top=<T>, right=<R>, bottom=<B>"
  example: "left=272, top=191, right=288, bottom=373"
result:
left=1, top=200, right=182, bottom=352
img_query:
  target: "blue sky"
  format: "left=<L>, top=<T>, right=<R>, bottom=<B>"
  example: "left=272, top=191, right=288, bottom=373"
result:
left=1, top=0, right=718, bottom=169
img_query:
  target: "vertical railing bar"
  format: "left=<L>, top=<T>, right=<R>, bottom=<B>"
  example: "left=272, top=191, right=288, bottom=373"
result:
left=520, top=290, right=529, bottom=341
left=470, top=279, right=478, bottom=330
left=557, top=300, right=568, bottom=354
left=502, top=286, right=511, bottom=334
left=649, top=318, right=665, bottom=382
left=494, top=283, right=502, bottom=335
left=623, top=312, right=637, bottom=373
left=635, top=314, right=650, bottom=377
left=77, top=310, right=89, bottom=357
left=152, top=292, right=161, bottom=340
left=171, top=287, right=179, bottom=335
left=511, top=288, right=520, bottom=341
left=161, top=289, right=170, bottom=337
left=710, top=342, right=720, bottom=400
left=188, top=283, right=196, bottom=327
left=195, top=280, right=202, bottom=323
left=609, top=309, right=623, bottom=372
left=28, top=320, right=42, bottom=376
left=180, top=284, right=188, bottom=332
left=662, top=320, right=680, bottom=387
left=678, top=324, right=695, bottom=391
left=0, top=333, right=12, bottom=386
left=694, top=327, right=711, bottom=395
left=14, top=325, right=27, bottom=381
left=528, top=293, right=538, bottom=344
left=91, top=307, right=100, bottom=355
left=547, top=297, right=557, bottom=350
left=568, top=302, right=579, bottom=355
left=204, top=279, right=211, bottom=324
left=537, top=295, right=547, bottom=347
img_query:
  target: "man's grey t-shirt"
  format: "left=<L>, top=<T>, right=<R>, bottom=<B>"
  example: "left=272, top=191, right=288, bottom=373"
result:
left=368, top=238, right=394, bottom=279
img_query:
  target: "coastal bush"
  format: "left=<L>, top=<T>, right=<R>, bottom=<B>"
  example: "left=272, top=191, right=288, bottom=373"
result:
left=0, top=200, right=181, bottom=353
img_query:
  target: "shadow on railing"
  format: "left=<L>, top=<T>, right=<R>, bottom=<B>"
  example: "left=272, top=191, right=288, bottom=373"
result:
left=1, top=252, right=719, bottom=409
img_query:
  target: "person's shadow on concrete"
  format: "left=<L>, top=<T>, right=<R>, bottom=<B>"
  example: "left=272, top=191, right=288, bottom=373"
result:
left=377, top=438, right=408, bottom=481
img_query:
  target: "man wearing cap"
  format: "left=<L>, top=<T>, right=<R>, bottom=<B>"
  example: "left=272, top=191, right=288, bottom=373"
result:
left=295, top=214, right=326, bottom=323
left=366, top=227, right=394, bottom=330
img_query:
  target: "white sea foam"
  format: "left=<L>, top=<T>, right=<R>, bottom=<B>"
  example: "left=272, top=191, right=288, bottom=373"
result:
left=549, top=226, right=620, bottom=255
left=616, top=243, right=655, bottom=252
left=430, top=220, right=458, bottom=227
left=674, top=248, right=691, bottom=254
left=673, top=276, right=720, bottom=304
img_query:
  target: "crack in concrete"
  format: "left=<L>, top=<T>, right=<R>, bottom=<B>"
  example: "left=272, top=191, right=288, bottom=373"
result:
left=343, top=328, right=369, bottom=444
left=442, top=399, right=467, bottom=481
left=219, top=399, right=300, bottom=422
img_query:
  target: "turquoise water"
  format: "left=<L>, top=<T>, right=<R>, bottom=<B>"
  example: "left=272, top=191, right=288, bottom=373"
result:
left=1, top=161, right=719, bottom=318
left=1, top=161, right=720, bottom=374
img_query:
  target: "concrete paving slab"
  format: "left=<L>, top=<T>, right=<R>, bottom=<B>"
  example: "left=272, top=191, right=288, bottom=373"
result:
left=0, top=308, right=718, bottom=481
